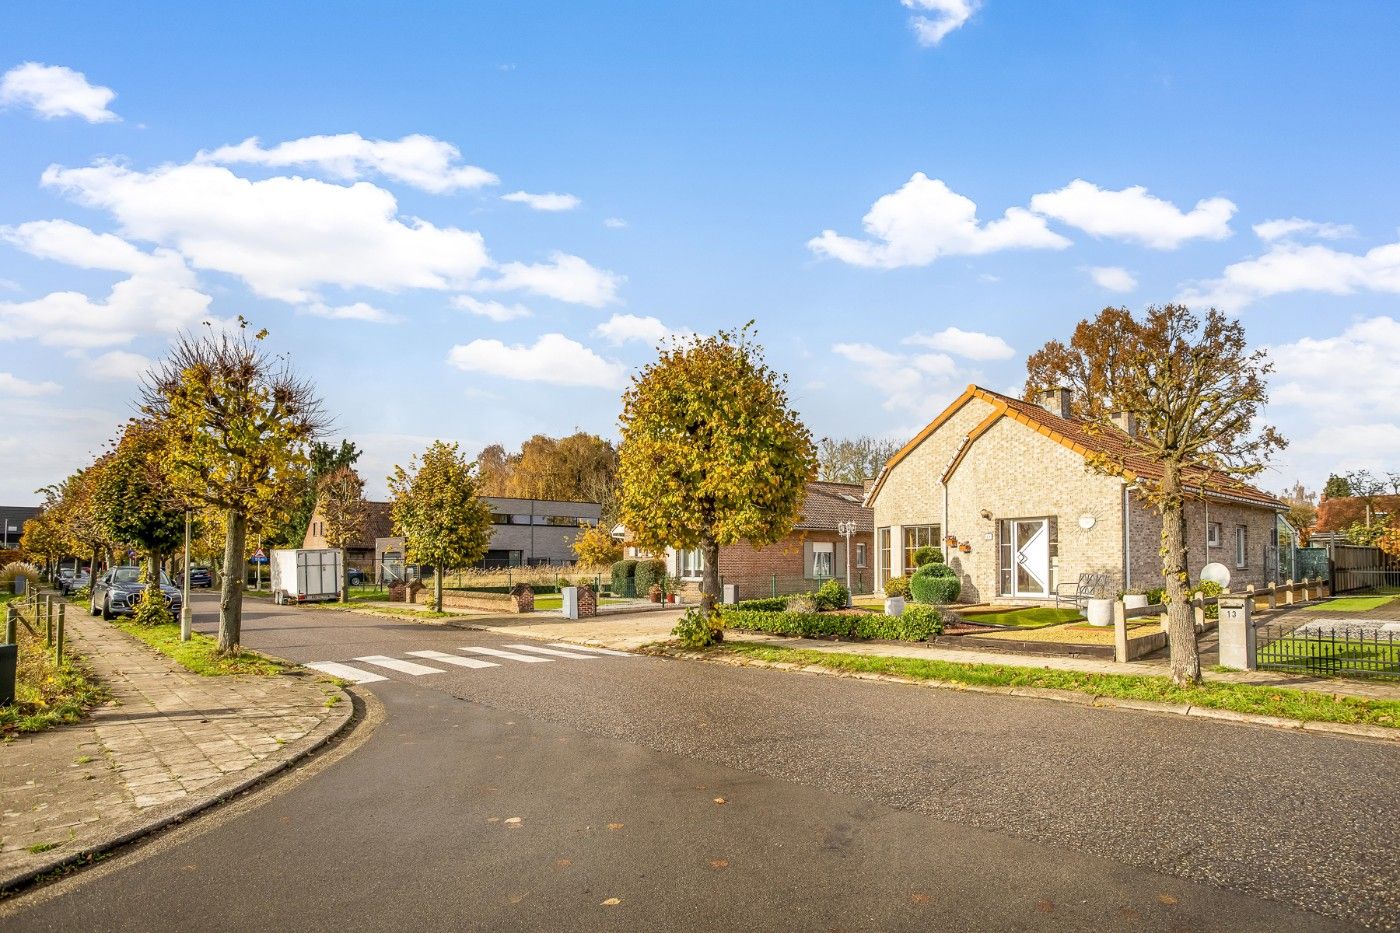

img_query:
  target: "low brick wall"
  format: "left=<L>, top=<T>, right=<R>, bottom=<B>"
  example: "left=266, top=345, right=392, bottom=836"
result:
left=410, top=586, right=534, bottom=613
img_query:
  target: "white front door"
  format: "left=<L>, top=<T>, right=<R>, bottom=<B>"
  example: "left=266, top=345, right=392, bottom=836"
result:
left=1012, top=519, right=1050, bottom=597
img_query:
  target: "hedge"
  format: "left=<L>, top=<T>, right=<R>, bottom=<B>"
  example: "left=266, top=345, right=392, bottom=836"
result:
left=610, top=559, right=638, bottom=598
left=719, top=607, right=942, bottom=642
left=634, top=559, right=666, bottom=595
left=911, top=546, right=942, bottom=568
left=735, top=596, right=788, bottom=612
left=910, top=573, right=961, bottom=604
left=447, top=584, right=562, bottom=595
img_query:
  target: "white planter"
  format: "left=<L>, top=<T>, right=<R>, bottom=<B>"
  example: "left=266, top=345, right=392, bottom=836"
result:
left=1122, top=594, right=1149, bottom=611
left=884, top=596, right=905, bottom=617
left=1086, top=597, right=1113, bottom=627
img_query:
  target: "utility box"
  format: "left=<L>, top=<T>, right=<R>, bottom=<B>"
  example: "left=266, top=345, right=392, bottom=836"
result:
left=562, top=586, right=580, bottom=619
left=722, top=584, right=738, bottom=605
left=270, top=549, right=342, bottom=605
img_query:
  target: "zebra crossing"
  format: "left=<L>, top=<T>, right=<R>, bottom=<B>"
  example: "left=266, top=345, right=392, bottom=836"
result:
left=305, top=642, right=634, bottom=684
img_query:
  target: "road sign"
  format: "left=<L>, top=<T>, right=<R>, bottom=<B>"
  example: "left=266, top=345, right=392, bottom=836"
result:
left=253, top=548, right=266, bottom=559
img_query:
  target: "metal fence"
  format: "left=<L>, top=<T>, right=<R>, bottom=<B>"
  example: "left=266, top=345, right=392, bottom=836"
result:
left=1256, top=622, right=1400, bottom=679
left=1330, top=545, right=1400, bottom=594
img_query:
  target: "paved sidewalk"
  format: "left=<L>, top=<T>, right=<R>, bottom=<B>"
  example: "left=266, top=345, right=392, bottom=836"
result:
left=0, top=609, right=351, bottom=888
left=464, top=606, right=685, bottom=649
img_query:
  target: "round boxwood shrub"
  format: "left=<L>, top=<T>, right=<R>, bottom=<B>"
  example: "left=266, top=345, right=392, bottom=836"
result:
left=910, top=563, right=961, bottom=604
left=911, top=546, right=943, bottom=567
left=634, top=559, right=666, bottom=596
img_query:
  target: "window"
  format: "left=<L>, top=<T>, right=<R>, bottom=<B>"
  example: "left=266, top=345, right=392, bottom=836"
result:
left=1208, top=522, right=1221, bottom=547
left=1235, top=525, right=1248, bottom=569
left=902, top=524, right=942, bottom=574
left=855, top=542, right=867, bottom=569
left=812, top=542, right=834, bottom=579
left=878, top=528, right=892, bottom=585
left=678, top=548, right=705, bottom=579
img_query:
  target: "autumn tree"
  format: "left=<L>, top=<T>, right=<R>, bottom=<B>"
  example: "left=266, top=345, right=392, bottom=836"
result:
left=142, top=322, right=327, bottom=653
left=93, top=421, right=187, bottom=600
left=19, top=507, right=68, bottom=578
left=1345, top=469, right=1387, bottom=526
left=1322, top=474, right=1352, bottom=499
left=1026, top=305, right=1284, bottom=686
left=388, top=441, right=491, bottom=612
left=318, top=465, right=368, bottom=603
left=817, top=436, right=901, bottom=484
left=1377, top=521, right=1400, bottom=560
left=571, top=522, right=622, bottom=567
left=277, top=439, right=362, bottom=547
left=617, top=326, right=816, bottom=617
left=475, top=432, right=620, bottom=518
left=60, top=458, right=118, bottom=577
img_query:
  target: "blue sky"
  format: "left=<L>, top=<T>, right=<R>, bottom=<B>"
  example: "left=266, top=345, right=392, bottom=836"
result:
left=3, top=1, right=1400, bottom=503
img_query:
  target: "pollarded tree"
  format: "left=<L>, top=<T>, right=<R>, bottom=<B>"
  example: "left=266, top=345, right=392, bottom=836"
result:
left=19, top=507, right=68, bottom=579
left=93, top=421, right=187, bottom=601
left=1026, top=305, right=1285, bottom=686
left=318, top=465, right=368, bottom=603
left=142, top=321, right=327, bottom=653
left=617, top=325, right=816, bottom=618
left=61, top=457, right=119, bottom=578
left=388, top=441, right=492, bottom=612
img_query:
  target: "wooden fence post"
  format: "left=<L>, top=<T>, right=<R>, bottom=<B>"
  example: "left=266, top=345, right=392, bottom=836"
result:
left=1112, top=599, right=1128, bottom=663
left=4, top=605, right=15, bottom=645
left=1284, top=578, right=1295, bottom=606
left=55, top=603, right=65, bottom=668
left=1267, top=581, right=1277, bottom=610
left=1192, top=593, right=1205, bottom=630
left=45, top=595, right=54, bottom=647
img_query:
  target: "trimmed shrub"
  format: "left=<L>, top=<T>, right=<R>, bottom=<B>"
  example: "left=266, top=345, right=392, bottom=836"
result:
left=610, top=559, right=638, bottom=598
left=857, top=604, right=944, bottom=640
left=788, top=592, right=818, bottom=613
left=911, top=546, right=943, bottom=567
left=721, top=607, right=939, bottom=641
left=910, top=567, right=961, bottom=604
left=634, top=559, right=666, bottom=596
left=883, top=575, right=912, bottom=599
left=673, top=607, right=722, bottom=648
left=131, top=589, right=175, bottom=627
left=815, top=578, right=849, bottom=610
left=735, top=596, right=788, bottom=612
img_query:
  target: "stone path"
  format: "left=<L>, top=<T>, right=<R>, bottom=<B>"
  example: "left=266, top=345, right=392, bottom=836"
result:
left=0, top=608, right=349, bottom=886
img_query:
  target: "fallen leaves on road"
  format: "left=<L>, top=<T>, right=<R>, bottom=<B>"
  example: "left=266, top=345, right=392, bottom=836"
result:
left=709, top=859, right=729, bottom=870
left=508, top=894, right=527, bottom=905
left=713, top=797, right=726, bottom=805
left=601, top=897, right=622, bottom=907
left=608, top=822, right=625, bottom=831
left=555, top=858, right=572, bottom=868
left=504, top=816, right=523, bottom=827
left=1036, top=899, right=1055, bottom=913
left=1156, top=894, right=1178, bottom=905
left=910, top=893, right=930, bottom=905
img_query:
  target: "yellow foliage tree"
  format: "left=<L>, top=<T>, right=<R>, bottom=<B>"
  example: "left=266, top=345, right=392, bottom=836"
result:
left=388, top=441, right=492, bottom=611
left=571, top=522, right=622, bottom=567
left=617, top=325, right=815, bottom=617
left=318, top=465, right=368, bottom=603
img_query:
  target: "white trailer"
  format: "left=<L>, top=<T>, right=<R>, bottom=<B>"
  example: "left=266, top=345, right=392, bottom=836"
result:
left=270, top=548, right=342, bottom=605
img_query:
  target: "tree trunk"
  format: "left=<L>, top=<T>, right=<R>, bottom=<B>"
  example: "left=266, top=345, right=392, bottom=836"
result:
left=433, top=566, right=443, bottom=612
left=218, top=508, right=246, bottom=654
left=90, top=546, right=100, bottom=581
left=147, top=546, right=162, bottom=605
left=699, top=536, right=721, bottom=619
left=341, top=548, right=349, bottom=603
left=1159, top=464, right=1201, bottom=686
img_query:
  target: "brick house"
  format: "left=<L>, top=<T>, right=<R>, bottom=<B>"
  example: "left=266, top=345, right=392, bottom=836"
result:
left=628, top=481, right=875, bottom=600
left=866, top=385, right=1287, bottom=604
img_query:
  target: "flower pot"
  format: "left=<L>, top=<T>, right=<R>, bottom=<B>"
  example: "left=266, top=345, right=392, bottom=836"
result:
left=667, top=594, right=677, bottom=604
left=1122, top=594, right=1148, bottom=611
left=1086, top=597, right=1113, bottom=627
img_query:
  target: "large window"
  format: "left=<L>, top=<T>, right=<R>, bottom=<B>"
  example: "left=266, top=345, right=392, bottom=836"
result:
left=878, top=528, right=892, bottom=586
left=855, top=542, right=867, bottom=569
left=902, top=525, right=942, bottom=574
left=678, top=548, right=705, bottom=579
left=812, top=542, right=834, bottom=579
left=1235, top=525, right=1248, bottom=569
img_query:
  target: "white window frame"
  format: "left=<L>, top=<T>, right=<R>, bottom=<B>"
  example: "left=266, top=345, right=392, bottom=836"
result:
left=1235, top=525, right=1248, bottom=569
left=812, top=542, right=834, bottom=579
left=678, top=548, right=705, bottom=580
left=1208, top=522, right=1221, bottom=548
left=855, top=542, right=867, bottom=569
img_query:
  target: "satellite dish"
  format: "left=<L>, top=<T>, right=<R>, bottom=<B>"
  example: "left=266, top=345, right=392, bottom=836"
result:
left=1200, top=562, right=1232, bottom=589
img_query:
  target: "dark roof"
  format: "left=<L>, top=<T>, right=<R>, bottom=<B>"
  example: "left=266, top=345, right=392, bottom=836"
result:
left=869, top=384, right=1285, bottom=511
left=795, top=481, right=873, bottom=532
left=364, top=501, right=395, bottom=543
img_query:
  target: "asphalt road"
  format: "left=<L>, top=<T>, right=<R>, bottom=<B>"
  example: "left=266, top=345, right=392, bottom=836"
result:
left=4, top=595, right=1397, bottom=931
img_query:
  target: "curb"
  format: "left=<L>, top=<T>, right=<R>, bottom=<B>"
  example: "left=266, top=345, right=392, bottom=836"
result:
left=644, top=646, right=1400, bottom=746
left=0, top=682, right=358, bottom=895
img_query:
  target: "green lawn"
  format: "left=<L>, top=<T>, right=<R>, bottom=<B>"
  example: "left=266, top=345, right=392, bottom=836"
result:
left=532, top=594, right=632, bottom=610
left=1259, top=636, right=1400, bottom=678
left=957, top=607, right=1084, bottom=628
left=1, top=593, right=108, bottom=736
left=111, top=619, right=290, bottom=676
left=717, top=641, right=1400, bottom=729
left=1304, top=595, right=1399, bottom=613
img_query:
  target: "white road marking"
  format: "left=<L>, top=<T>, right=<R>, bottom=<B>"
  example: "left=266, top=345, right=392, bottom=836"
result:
left=503, top=643, right=600, bottom=660
left=459, top=646, right=553, bottom=663
left=354, top=655, right=445, bottom=675
left=547, top=643, right=633, bottom=657
left=306, top=661, right=387, bottom=684
left=406, top=649, right=500, bottom=669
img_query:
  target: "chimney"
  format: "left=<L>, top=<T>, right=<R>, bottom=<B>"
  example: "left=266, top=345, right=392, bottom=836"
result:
left=1037, top=386, right=1072, bottom=419
left=1111, top=411, right=1138, bottom=436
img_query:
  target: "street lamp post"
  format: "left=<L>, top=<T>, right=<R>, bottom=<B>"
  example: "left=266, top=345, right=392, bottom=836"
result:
left=836, top=520, right=857, bottom=607
left=181, top=509, right=192, bottom=642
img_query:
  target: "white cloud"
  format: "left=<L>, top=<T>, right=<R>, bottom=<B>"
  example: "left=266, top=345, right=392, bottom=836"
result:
left=1178, top=240, right=1400, bottom=310
left=0, top=220, right=211, bottom=347
left=501, top=191, right=581, bottom=211
left=1088, top=265, right=1137, bottom=292
left=42, top=161, right=492, bottom=304
left=302, top=301, right=400, bottom=324
left=903, top=326, right=1014, bottom=360
left=198, top=133, right=497, bottom=193
left=902, top=0, right=982, bottom=46
left=603, top=217, right=628, bottom=229
left=480, top=251, right=624, bottom=306
left=1253, top=217, right=1356, bottom=242
left=833, top=342, right=900, bottom=368
left=451, top=295, right=532, bottom=322
left=835, top=341, right=966, bottom=414
left=809, top=173, right=1069, bottom=269
left=86, top=350, right=153, bottom=381
left=447, top=333, right=626, bottom=388
left=0, top=62, right=118, bottom=122
left=0, top=372, right=61, bottom=396
left=1029, top=179, right=1235, bottom=249
left=594, top=313, right=689, bottom=346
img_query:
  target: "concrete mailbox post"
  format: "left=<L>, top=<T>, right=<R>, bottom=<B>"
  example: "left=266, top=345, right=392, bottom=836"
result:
left=1217, top=596, right=1255, bottom=671
left=722, top=584, right=738, bottom=605
left=562, top=586, right=580, bottom=620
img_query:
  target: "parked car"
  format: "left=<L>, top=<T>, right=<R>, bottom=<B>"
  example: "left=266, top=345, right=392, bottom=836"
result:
left=90, top=566, right=183, bottom=620
left=57, top=569, right=91, bottom=595
left=346, top=567, right=369, bottom=586
left=189, top=566, right=213, bottom=588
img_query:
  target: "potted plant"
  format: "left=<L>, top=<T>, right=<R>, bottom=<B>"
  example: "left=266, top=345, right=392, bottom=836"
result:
left=1122, top=589, right=1150, bottom=610
left=1086, top=596, right=1114, bottom=626
left=648, top=583, right=663, bottom=603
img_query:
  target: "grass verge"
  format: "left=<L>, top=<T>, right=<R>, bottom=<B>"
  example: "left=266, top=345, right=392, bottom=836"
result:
left=957, top=607, right=1085, bottom=628
left=111, top=619, right=289, bottom=676
left=1304, top=595, right=1399, bottom=613
left=716, top=641, right=1400, bottom=729
left=1, top=594, right=108, bottom=736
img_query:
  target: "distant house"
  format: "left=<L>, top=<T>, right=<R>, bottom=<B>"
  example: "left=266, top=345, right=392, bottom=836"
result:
left=867, top=385, right=1288, bottom=603
left=0, top=505, right=40, bottom=553
left=625, top=481, right=875, bottom=600
left=304, top=496, right=601, bottom=572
